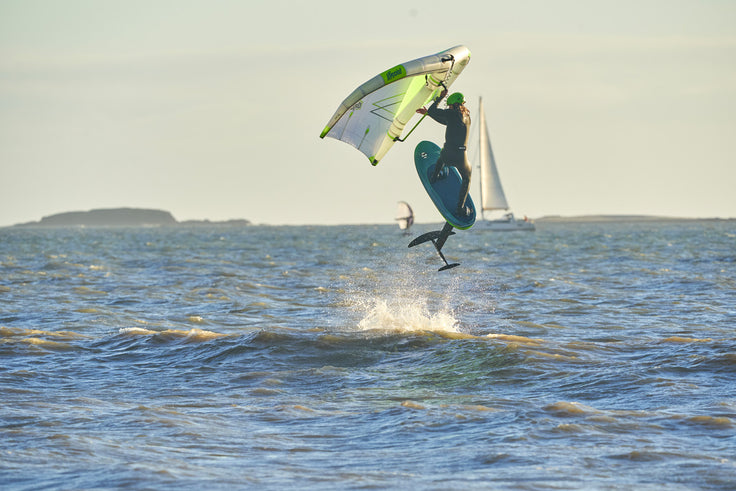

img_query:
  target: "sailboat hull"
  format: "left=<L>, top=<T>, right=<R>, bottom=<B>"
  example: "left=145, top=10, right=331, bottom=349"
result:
left=477, top=212, right=535, bottom=231
left=477, top=219, right=536, bottom=231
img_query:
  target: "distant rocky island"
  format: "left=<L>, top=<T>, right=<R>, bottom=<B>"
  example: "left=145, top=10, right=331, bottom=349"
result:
left=535, top=215, right=731, bottom=223
left=13, top=208, right=251, bottom=228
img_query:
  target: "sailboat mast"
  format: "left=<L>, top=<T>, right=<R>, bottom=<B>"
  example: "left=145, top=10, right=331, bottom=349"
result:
left=477, top=97, right=486, bottom=221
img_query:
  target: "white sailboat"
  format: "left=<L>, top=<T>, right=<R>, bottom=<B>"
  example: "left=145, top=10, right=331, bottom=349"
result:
left=395, top=201, right=414, bottom=233
left=475, top=97, right=535, bottom=231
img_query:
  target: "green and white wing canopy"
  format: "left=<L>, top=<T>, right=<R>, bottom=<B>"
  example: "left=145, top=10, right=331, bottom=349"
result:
left=320, top=45, right=471, bottom=166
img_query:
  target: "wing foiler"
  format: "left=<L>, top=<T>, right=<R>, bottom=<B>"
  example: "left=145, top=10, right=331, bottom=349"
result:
left=319, top=45, right=471, bottom=166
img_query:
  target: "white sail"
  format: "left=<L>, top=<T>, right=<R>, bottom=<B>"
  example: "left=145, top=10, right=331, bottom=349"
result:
left=476, top=97, right=535, bottom=231
left=320, top=45, right=471, bottom=166
left=395, top=201, right=414, bottom=230
left=478, top=97, right=509, bottom=212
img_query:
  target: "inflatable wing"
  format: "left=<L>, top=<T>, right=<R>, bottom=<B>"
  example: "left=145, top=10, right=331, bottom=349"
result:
left=320, top=45, right=471, bottom=166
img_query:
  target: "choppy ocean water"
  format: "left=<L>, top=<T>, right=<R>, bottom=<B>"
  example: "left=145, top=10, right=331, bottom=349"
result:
left=1, top=220, right=734, bottom=490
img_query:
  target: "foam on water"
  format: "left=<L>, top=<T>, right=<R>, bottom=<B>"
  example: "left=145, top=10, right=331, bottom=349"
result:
left=356, top=296, right=460, bottom=334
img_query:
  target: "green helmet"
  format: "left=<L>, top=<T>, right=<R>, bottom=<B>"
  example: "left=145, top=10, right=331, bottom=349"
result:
left=447, top=92, right=465, bottom=105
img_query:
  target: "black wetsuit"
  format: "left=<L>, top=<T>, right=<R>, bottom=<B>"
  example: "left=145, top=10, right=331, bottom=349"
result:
left=427, top=97, right=472, bottom=214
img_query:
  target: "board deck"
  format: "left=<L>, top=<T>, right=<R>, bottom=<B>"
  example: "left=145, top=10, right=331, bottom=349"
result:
left=414, top=141, right=476, bottom=229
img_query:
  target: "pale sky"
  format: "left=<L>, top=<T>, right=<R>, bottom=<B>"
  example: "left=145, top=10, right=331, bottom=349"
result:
left=1, top=0, right=735, bottom=226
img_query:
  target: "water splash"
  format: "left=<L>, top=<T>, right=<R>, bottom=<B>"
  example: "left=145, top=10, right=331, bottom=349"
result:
left=340, top=262, right=465, bottom=335
left=354, top=296, right=460, bottom=334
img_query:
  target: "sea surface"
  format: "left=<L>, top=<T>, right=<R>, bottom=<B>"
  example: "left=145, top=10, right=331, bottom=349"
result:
left=1, top=220, right=734, bottom=490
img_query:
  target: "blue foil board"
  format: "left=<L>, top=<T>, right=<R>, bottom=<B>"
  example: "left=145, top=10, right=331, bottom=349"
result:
left=414, top=141, right=476, bottom=230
